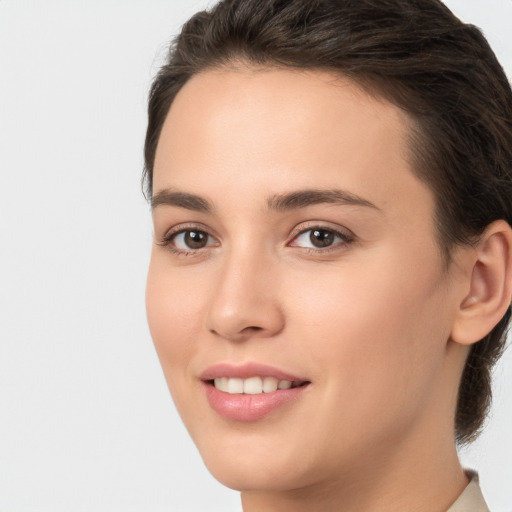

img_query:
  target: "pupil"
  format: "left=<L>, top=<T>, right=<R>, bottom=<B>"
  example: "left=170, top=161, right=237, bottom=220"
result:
left=310, top=229, right=334, bottom=248
left=185, top=230, right=207, bottom=249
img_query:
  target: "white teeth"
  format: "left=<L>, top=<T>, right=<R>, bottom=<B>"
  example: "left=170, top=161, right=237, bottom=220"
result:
left=213, top=377, right=228, bottom=392
left=213, top=377, right=295, bottom=394
left=262, top=377, right=279, bottom=393
left=227, top=378, right=244, bottom=394
left=243, top=377, right=263, bottom=394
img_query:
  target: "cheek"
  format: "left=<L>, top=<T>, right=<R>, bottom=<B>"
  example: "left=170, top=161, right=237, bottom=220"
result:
left=145, top=257, right=206, bottom=389
left=287, top=249, right=451, bottom=425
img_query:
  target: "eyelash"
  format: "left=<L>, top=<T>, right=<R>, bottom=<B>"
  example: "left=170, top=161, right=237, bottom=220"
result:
left=158, top=224, right=218, bottom=257
left=289, top=226, right=355, bottom=254
left=158, top=224, right=355, bottom=256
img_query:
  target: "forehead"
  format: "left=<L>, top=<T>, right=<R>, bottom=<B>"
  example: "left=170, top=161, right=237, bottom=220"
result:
left=158, top=67, right=410, bottom=165
left=153, top=66, right=434, bottom=228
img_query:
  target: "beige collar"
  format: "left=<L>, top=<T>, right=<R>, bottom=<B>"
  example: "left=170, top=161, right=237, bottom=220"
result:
left=447, top=472, right=489, bottom=512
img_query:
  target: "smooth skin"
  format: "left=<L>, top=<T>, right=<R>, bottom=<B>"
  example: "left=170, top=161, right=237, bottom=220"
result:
left=146, top=66, right=512, bottom=512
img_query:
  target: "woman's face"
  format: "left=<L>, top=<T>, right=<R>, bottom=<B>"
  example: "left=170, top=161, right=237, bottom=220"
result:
left=146, top=68, right=465, bottom=491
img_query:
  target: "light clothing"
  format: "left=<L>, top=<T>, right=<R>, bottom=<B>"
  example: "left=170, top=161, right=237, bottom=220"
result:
left=447, top=472, right=489, bottom=512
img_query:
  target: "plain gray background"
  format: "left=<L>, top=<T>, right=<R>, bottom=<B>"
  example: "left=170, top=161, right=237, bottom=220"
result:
left=0, top=1, right=511, bottom=511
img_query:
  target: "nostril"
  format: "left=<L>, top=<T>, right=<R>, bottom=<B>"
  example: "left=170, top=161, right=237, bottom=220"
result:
left=245, top=326, right=263, bottom=332
left=208, top=325, right=264, bottom=341
left=239, top=326, right=265, bottom=336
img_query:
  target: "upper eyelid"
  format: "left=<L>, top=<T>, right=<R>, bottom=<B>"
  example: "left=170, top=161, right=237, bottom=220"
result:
left=289, top=221, right=354, bottom=239
left=161, top=222, right=219, bottom=241
left=293, top=227, right=349, bottom=238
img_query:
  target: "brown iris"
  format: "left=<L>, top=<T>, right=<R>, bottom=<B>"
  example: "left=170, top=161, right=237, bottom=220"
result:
left=310, top=229, right=335, bottom=248
left=184, top=230, right=209, bottom=249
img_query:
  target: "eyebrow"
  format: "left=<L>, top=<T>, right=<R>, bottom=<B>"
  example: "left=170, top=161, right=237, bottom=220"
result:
left=151, top=190, right=213, bottom=213
left=267, top=189, right=380, bottom=212
left=151, top=188, right=379, bottom=213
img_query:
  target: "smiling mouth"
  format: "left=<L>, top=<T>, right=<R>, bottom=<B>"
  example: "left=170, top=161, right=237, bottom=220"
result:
left=209, top=376, right=310, bottom=395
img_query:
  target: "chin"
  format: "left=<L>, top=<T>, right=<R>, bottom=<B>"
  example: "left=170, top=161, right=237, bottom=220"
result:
left=203, top=456, right=310, bottom=492
left=191, top=428, right=319, bottom=492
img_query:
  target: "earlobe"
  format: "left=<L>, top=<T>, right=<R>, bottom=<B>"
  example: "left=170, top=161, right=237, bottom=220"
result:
left=451, top=220, right=512, bottom=346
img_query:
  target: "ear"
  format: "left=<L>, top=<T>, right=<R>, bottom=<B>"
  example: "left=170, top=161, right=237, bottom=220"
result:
left=450, top=220, right=512, bottom=346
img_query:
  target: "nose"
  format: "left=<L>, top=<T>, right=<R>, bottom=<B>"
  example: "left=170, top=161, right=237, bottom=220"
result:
left=204, top=250, right=285, bottom=342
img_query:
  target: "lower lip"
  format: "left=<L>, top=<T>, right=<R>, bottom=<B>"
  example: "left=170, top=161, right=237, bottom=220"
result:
left=204, top=382, right=309, bottom=421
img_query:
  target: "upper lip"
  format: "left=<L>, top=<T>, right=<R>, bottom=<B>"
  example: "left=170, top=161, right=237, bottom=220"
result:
left=199, top=362, right=309, bottom=383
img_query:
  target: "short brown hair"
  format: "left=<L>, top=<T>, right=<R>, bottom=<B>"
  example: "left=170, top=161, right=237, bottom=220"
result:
left=143, top=0, right=512, bottom=443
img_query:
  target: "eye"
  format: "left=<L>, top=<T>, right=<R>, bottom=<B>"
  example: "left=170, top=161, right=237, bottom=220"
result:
left=173, top=229, right=216, bottom=250
left=160, top=228, right=219, bottom=253
left=290, top=227, right=352, bottom=250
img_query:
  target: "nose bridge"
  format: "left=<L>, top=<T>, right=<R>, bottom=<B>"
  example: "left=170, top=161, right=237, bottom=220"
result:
left=205, top=238, right=284, bottom=340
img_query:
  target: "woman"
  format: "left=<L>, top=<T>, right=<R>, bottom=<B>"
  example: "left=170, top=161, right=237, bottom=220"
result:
left=144, top=1, right=512, bottom=510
